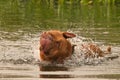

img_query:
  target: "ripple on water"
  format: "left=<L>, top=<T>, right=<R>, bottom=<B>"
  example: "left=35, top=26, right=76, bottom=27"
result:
left=0, top=33, right=119, bottom=66
left=0, top=32, right=120, bottom=80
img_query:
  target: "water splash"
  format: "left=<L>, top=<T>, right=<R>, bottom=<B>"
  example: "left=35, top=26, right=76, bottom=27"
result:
left=0, top=32, right=119, bottom=66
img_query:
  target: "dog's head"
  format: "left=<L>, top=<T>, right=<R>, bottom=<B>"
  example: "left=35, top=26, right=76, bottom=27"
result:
left=40, top=30, right=76, bottom=62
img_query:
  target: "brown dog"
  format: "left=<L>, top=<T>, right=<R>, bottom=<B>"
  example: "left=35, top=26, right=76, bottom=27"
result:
left=40, top=30, right=76, bottom=63
left=81, top=43, right=111, bottom=58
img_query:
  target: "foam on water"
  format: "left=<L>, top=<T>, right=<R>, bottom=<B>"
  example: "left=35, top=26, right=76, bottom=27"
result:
left=0, top=32, right=119, bottom=66
left=64, top=36, right=108, bottom=66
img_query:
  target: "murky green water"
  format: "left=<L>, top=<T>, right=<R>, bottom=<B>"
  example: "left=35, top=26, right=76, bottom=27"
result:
left=0, top=0, right=120, bottom=45
left=0, top=0, right=120, bottom=80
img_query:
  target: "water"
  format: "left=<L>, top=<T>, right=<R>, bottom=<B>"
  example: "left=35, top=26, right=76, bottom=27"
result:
left=0, top=32, right=120, bottom=80
left=0, top=0, right=120, bottom=80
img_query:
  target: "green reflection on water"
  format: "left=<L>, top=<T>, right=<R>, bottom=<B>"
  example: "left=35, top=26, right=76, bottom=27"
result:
left=0, top=0, right=120, bottom=45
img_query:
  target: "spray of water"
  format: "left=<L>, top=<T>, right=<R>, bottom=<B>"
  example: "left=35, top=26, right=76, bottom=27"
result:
left=0, top=32, right=119, bottom=66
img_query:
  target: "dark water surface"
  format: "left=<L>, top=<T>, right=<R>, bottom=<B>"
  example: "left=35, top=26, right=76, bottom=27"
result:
left=0, top=0, right=120, bottom=80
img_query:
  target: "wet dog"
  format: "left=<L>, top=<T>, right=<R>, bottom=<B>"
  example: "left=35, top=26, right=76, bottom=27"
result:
left=39, top=30, right=111, bottom=63
left=39, top=30, right=76, bottom=63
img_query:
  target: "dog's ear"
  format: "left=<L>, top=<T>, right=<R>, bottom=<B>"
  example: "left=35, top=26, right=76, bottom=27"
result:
left=63, top=32, right=76, bottom=38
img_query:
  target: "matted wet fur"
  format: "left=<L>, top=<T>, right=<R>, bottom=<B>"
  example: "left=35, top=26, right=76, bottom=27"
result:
left=40, top=30, right=76, bottom=63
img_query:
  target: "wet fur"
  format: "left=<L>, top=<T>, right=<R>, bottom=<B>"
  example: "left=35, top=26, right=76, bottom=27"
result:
left=40, top=30, right=76, bottom=63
